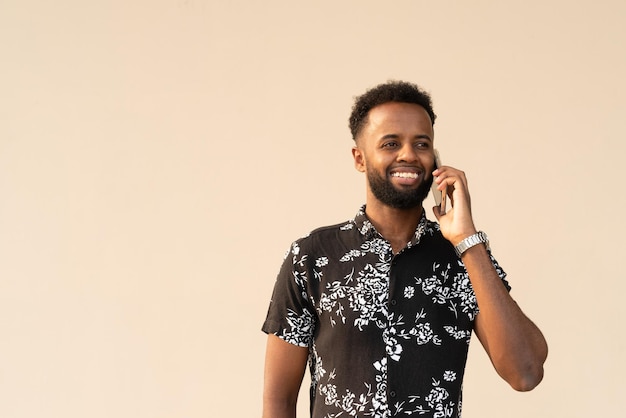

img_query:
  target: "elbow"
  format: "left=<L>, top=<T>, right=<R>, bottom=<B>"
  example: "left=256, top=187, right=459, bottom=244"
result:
left=501, top=341, right=548, bottom=392
left=506, top=361, right=545, bottom=392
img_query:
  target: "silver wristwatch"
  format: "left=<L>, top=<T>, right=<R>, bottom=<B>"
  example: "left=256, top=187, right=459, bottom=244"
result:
left=454, top=231, right=489, bottom=257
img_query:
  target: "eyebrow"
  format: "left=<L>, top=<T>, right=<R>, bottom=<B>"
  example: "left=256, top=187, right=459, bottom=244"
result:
left=379, top=133, right=433, bottom=141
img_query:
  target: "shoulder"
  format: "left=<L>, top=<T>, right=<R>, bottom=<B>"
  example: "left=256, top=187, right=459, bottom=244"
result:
left=407, top=218, right=457, bottom=258
left=309, top=219, right=358, bottom=239
left=289, top=219, right=361, bottom=258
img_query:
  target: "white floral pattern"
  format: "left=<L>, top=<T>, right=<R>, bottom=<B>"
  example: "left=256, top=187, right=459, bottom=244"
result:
left=263, top=206, right=509, bottom=417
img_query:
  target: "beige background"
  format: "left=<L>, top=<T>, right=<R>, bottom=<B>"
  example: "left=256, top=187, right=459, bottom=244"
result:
left=1, top=1, right=624, bottom=417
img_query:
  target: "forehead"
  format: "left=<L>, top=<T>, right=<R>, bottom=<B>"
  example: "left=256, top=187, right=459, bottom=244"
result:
left=365, top=102, right=433, bottom=132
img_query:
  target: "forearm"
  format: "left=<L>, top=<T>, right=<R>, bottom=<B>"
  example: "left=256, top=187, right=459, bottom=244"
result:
left=262, top=334, right=308, bottom=418
left=433, top=166, right=547, bottom=389
left=462, top=244, right=548, bottom=391
left=262, top=398, right=297, bottom=418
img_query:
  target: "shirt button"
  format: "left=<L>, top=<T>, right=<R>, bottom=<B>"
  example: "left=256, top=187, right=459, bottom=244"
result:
left=390, top=299, right=397, bottom=306
left=389, top=390, right=397, bottom=398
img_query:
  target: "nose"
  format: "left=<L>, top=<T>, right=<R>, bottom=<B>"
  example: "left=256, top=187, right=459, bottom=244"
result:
left=397, top=142, right=418, bottom=162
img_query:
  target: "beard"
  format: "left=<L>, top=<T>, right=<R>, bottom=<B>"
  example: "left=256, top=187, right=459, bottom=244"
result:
left=367, top=166, right=433, bottom=209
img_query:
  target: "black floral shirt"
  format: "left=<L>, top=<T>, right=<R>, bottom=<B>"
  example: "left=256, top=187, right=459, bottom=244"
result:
left=262, top=206, right=509, bottom=418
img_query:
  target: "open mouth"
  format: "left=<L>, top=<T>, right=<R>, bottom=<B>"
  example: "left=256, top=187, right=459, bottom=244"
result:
left=389, top=168, right=422, bottom=186
left=390, top=172, right=419, bottom=179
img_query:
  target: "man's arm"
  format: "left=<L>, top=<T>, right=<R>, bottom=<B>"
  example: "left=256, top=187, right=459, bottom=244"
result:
left=433, top=166, right=548, bottom=391
left=262, top=334, right=309, bottom=418
left=460, top=244, right=548, bottom=390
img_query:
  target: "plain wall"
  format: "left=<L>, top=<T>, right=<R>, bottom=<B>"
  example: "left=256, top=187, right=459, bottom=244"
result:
left=1, top=1, right=625, bottom=417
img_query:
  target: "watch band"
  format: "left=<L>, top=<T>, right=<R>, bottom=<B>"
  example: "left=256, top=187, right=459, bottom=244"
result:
left=454, top=231, right=489, bottom=257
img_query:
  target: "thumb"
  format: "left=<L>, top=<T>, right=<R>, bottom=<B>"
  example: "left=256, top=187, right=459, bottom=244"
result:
left=432, top=205, right=442, bottom=220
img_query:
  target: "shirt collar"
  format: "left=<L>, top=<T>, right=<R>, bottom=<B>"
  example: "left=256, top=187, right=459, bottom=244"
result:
left=353, top=205, right=432, bottom=247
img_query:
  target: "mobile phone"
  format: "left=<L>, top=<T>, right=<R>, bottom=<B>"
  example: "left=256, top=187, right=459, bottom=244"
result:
left=431, top=149, right=447, bottom=214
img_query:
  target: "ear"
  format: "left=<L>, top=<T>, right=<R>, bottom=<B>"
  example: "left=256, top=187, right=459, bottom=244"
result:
left=352, top=146, right=366, bottom=173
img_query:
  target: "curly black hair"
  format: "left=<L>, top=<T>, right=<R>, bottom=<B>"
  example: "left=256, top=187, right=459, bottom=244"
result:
left=349, top=81, right=436, bottom=140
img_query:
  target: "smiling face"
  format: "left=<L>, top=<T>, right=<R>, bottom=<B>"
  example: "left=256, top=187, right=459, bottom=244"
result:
left=352, top=101, right=436, bottom=210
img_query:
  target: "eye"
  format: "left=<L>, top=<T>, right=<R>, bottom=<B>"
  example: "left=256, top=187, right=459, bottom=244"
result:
left=382, top=141, right=398, bottom=149
left=415, top=141, right=431, bottom=149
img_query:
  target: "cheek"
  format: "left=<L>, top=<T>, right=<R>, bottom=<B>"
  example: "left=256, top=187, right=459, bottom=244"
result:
left=422, top=155, right=436, bottom=172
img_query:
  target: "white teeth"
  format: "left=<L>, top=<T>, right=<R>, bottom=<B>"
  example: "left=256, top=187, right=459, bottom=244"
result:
left=392, top=172, right=418, bottom=179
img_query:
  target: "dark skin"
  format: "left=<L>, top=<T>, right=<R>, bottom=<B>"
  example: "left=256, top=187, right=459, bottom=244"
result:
left=262, top=102, right=548, bottom=418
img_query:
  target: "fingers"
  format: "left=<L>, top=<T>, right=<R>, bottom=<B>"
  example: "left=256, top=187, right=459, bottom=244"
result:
left=433, top=166, right=471, bottom=206
left=431, top=166, right=476, bottom=240
left=433, top=166, right=468, bottom=191
left=432, top=204, right=444, bottom=221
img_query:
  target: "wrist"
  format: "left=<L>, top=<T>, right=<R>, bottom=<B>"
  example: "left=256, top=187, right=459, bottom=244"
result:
left=451, top=228, right=478, bottom=247
left=454, top=231, right=489, bottom=257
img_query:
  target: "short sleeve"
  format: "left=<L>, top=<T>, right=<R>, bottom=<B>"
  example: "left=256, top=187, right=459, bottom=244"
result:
left=489, top=250, right=511, bottom=291
left=261, top=241, right=316, bottom=347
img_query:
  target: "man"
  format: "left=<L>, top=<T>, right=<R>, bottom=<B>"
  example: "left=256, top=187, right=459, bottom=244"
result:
left=261, top=81, right=548, bottom=418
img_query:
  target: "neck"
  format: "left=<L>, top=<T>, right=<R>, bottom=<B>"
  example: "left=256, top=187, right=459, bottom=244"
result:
left=364, top=201, right=424, bottom=253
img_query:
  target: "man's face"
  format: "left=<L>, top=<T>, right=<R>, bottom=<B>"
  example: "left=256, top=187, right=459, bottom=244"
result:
left=352, top=102, right=436, bottom=210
